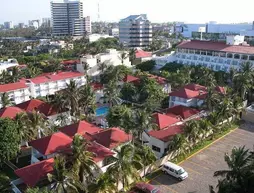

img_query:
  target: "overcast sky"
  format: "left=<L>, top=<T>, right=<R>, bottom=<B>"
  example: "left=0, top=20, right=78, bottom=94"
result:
left=1, top=0, right=253, bottom=24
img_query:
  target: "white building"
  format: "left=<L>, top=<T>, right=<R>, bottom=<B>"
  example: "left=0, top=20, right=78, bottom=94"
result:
left=73, top=16, right=91, bottom=36
left=51, top=0, right=84, bottom=36
left=119, top=14, right=152, bottom=48
left=88, top=34, right=114, bottom=42
left=175, top=36, right=254, bottom=72
left=77, top=49, right=132, bottom=77
left=109, top=28, right=119, bottom=37
left=153, top=51, right=176, bottom=69
left=0, top=58, right=19, bottom=73
left=0, top=82, right=31, bottom=108
left=26, top=71, right=86, bottom=98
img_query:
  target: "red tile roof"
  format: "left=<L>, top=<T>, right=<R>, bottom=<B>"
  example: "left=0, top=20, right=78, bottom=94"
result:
left=16, top=99, right=58, bottom=117
left=0, top=107, right=24, bottom=119
left=59, top=121, right=102, bottom=138
left=91, top=83, right=104, bottom=90
left=29, top=132, right=72, bottom=156
left=177, top=40, right=254, bottom=54
left=123, top=75, right=140, bottom=83
left=148, top=125, right=184, bottom=142
left=0, top=82, right=28, bottom=93
left=87, top=142, right=115, bottom=163
left=61, top=60, right=80, bottom=65
left=135, top=49, right=152, bottom=58
left=153, top=113, right=180, bottom=130
left=28, top=71, right=84, bottom=84
left=90, top=127, right=132, bottom=149
left=215, top=86, right=226, bottom=94
left=165, top=105, right=200, bottom=119
left=184, top=83, right=206, bottom=91
left=15, top=158, right=54, bottom=187
left=169, top=88, right=200, bottom=99
left=148, top=74, right=167, bottom=85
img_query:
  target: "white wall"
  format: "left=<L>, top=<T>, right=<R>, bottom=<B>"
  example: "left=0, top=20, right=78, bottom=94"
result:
left=153, top=51, right=176, bottom=69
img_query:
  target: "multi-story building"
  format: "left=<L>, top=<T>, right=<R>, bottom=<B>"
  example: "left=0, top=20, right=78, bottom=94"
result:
left=0, top=82, right=31, bottom=108
left=119, top=14, right=152, bottom=48
left=41, top=18, right=51, bottom=27
left=26, top=71, right=86, bottom=98
left=4, top=21, right=13, bottom=29
left=109, top=28, right=119, bottom=37
left=73, top=16, right=91, bottom=36
left=175, top=35, right=254, bottom=72
left=51, top=0, right=83, bottom=36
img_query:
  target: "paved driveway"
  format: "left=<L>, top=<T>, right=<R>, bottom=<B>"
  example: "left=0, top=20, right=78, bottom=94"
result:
left=149, top=123, right=254, bottom=193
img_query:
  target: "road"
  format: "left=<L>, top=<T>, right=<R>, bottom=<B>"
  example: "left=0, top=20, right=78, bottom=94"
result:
left=149, top=123, right=254, bottom=193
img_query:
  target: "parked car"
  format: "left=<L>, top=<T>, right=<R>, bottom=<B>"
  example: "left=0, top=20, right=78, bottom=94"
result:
left=161, top=161, right=188, bottom=181
left=129, top=182, right=161, bottom=193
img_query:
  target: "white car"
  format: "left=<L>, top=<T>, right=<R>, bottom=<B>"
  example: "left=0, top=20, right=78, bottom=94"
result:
left=161, top=161, right=188, bottom=181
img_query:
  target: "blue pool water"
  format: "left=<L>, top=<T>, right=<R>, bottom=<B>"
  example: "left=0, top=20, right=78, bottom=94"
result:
left=96, top=106, right=109, bottom=116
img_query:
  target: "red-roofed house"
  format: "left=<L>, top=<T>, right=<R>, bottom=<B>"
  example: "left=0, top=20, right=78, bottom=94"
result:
left=0, top=106, right=24, bottom=119
left=176, top=38, right=254, bottom=72
left=0, top=82, right=30, bottom=108
left=58, top=120, right=102, bottom=138
left=184, top=83, right=206, bottom=91
left=164, top=105, right=200, bottom=120
left=29, top=132, right=72, bottom=163
left=153, top=113, right=181, bottom=130
left=16, top=99, right=71, bottom=126
left=147, top=125, right=184, bottom=158
left=12, top=158, right=54, bottom=191
left=89, top=127, right=132, bottom=149
left=123, top=75, right=140, bottom=83
left=26, top=71, right=86, bottom=98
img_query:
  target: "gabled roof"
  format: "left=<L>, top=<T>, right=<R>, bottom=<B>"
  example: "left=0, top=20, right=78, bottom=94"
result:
left=16, top=99, right=58, bottom=117
left=59, top=121, right=102, bottom=138
left=90, top=127, right=132, bottom=149
left=184, top=83, right=206, bottom=91
left=135, top=49, right=152, bottom=58
left=15, top=158, right=54, bottom=187
left=177, top=40, right=254, bottom=54
left=165, top=105, right=200, bottom=119
left=123, top=75, right=140, bottom=83
left=0, top=82, right=28, bottom=93
left=153, top=113, right=180, bottom=130
left=87, top=142, right=115, bottom=163
left=0, top=107, right=24, bottom=119
left=147, top=74, right=166, bottom=85
left=169, top=88, right=200, bottom=99
left=148, top=125, right=184, bottom=142
left=91, top=83, right=103, bottom=90
left=29, top=132, right=72, bottom=156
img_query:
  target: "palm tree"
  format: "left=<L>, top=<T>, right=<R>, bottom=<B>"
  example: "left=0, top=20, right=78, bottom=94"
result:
left=129, top=48, right=136, bottom=65
left=107, top=144, right=142, bottom=191
left=48, top=155, right=84, bottom=193
left=50, top=93, right=67, bottom=114
left=67, top=134, right=98, bottom=183
left=104, top=80, right=120, bottom=107
left=135, top=145, right=156, bottom=176
left=10, top=66, right=20, bottom=83
left=0, top=93, right=12, bottom=108
left=118, top=52, right=128, bottom=65
left=82, top=61, right=90, bottom=74
left=25, top=187, right=53, bottom=193
left=78, top=84, right=96, bottom=116
left=25, top=110, right=50, bottom=139
left=0, top=173, right=11, bottom=193
left=183, top=120, right=200, bottom=145
left=214, top=146, right=254, bottom=193
left=88, top=172, right=117, bottom=193
left=98, top=61, right=108, bottom=74
left=203, top=87, right=220, bottom=111
left=198, top=119, right=213, bottom=139
left=170, top=134, right=189, bottom=156
left=62, top=80, right=80, bottom=116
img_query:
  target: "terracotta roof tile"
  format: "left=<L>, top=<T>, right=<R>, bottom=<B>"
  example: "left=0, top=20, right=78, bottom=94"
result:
left=165, top=105, right=200, bottom=119
left=169, top=88, right=200, bottom=99
left=123, top=75, right=140, bottom=83
left=153, top=113, right=180, bottom=130
left=0, top=82, right=28, bottom=93
left=0, top=107, right=24, bottom=119
left=184, top=83, right=206, bottom=91
left=87, top=142, right=115, bottom=163
left=135, top=49, right=152, bottom=58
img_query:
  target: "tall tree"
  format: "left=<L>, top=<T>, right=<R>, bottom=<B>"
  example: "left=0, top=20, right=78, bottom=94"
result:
left=129, top=48, right=136, bottom=65
left=0, top=118, right=20, bottom=164
left=104, top=80, right=120, bottom=107
left=78, top=84, right=96, bottom=116
left=170, top=134, right=189, bottom=156
left=118, top=52, right=128, bottom=65
left=88, top=173, right=117, bottom=193
left=0, top=93, right=12, bottom=108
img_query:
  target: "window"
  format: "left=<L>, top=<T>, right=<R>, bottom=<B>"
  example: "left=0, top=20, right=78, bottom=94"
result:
left=241, top=55, right=248, bottom=60
left=163, top=165, right=169, bottom=170
left=169, top=168, right=175, bottom=172
left=227, top=53, right=233, bottom=58
left=249, top=55, right=254, bottom=61
left=234, top=54, right=240, bottom=59
left=152, top=145, right=161, bottom=152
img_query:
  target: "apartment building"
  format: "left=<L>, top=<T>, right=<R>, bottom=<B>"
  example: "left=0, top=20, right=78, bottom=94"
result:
left=51, top=0, right=90, bottom=36
left=119, top=14, right=152, bottom=48
left=175, top=35, right=254, bottom=72
left=26, top=71, right=85, bottom=98
left=0, top=82, right=30, bottom=108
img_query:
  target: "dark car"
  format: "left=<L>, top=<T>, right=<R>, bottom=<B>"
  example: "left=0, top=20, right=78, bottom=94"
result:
left=129, top=182, right=161, bottom=193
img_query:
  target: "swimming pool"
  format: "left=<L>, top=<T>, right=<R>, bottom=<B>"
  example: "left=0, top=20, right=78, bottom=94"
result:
left=96, top=106, right=109, bottom=116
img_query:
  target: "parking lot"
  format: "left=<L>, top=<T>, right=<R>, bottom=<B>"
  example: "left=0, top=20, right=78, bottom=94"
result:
left=149, top=123, right=254, bottom=193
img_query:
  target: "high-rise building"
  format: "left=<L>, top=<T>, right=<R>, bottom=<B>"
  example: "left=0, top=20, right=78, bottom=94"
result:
left=51, top=0, right=84, bottom=36
left=73, top=16, right=91, bottom=36
left=42, top=18, right=51, bottom=28
left=18, top=23, right=25, bottom=29
left=119, top=14, right=152, bottom=48
left=4, top=21, right=14, bottom=29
